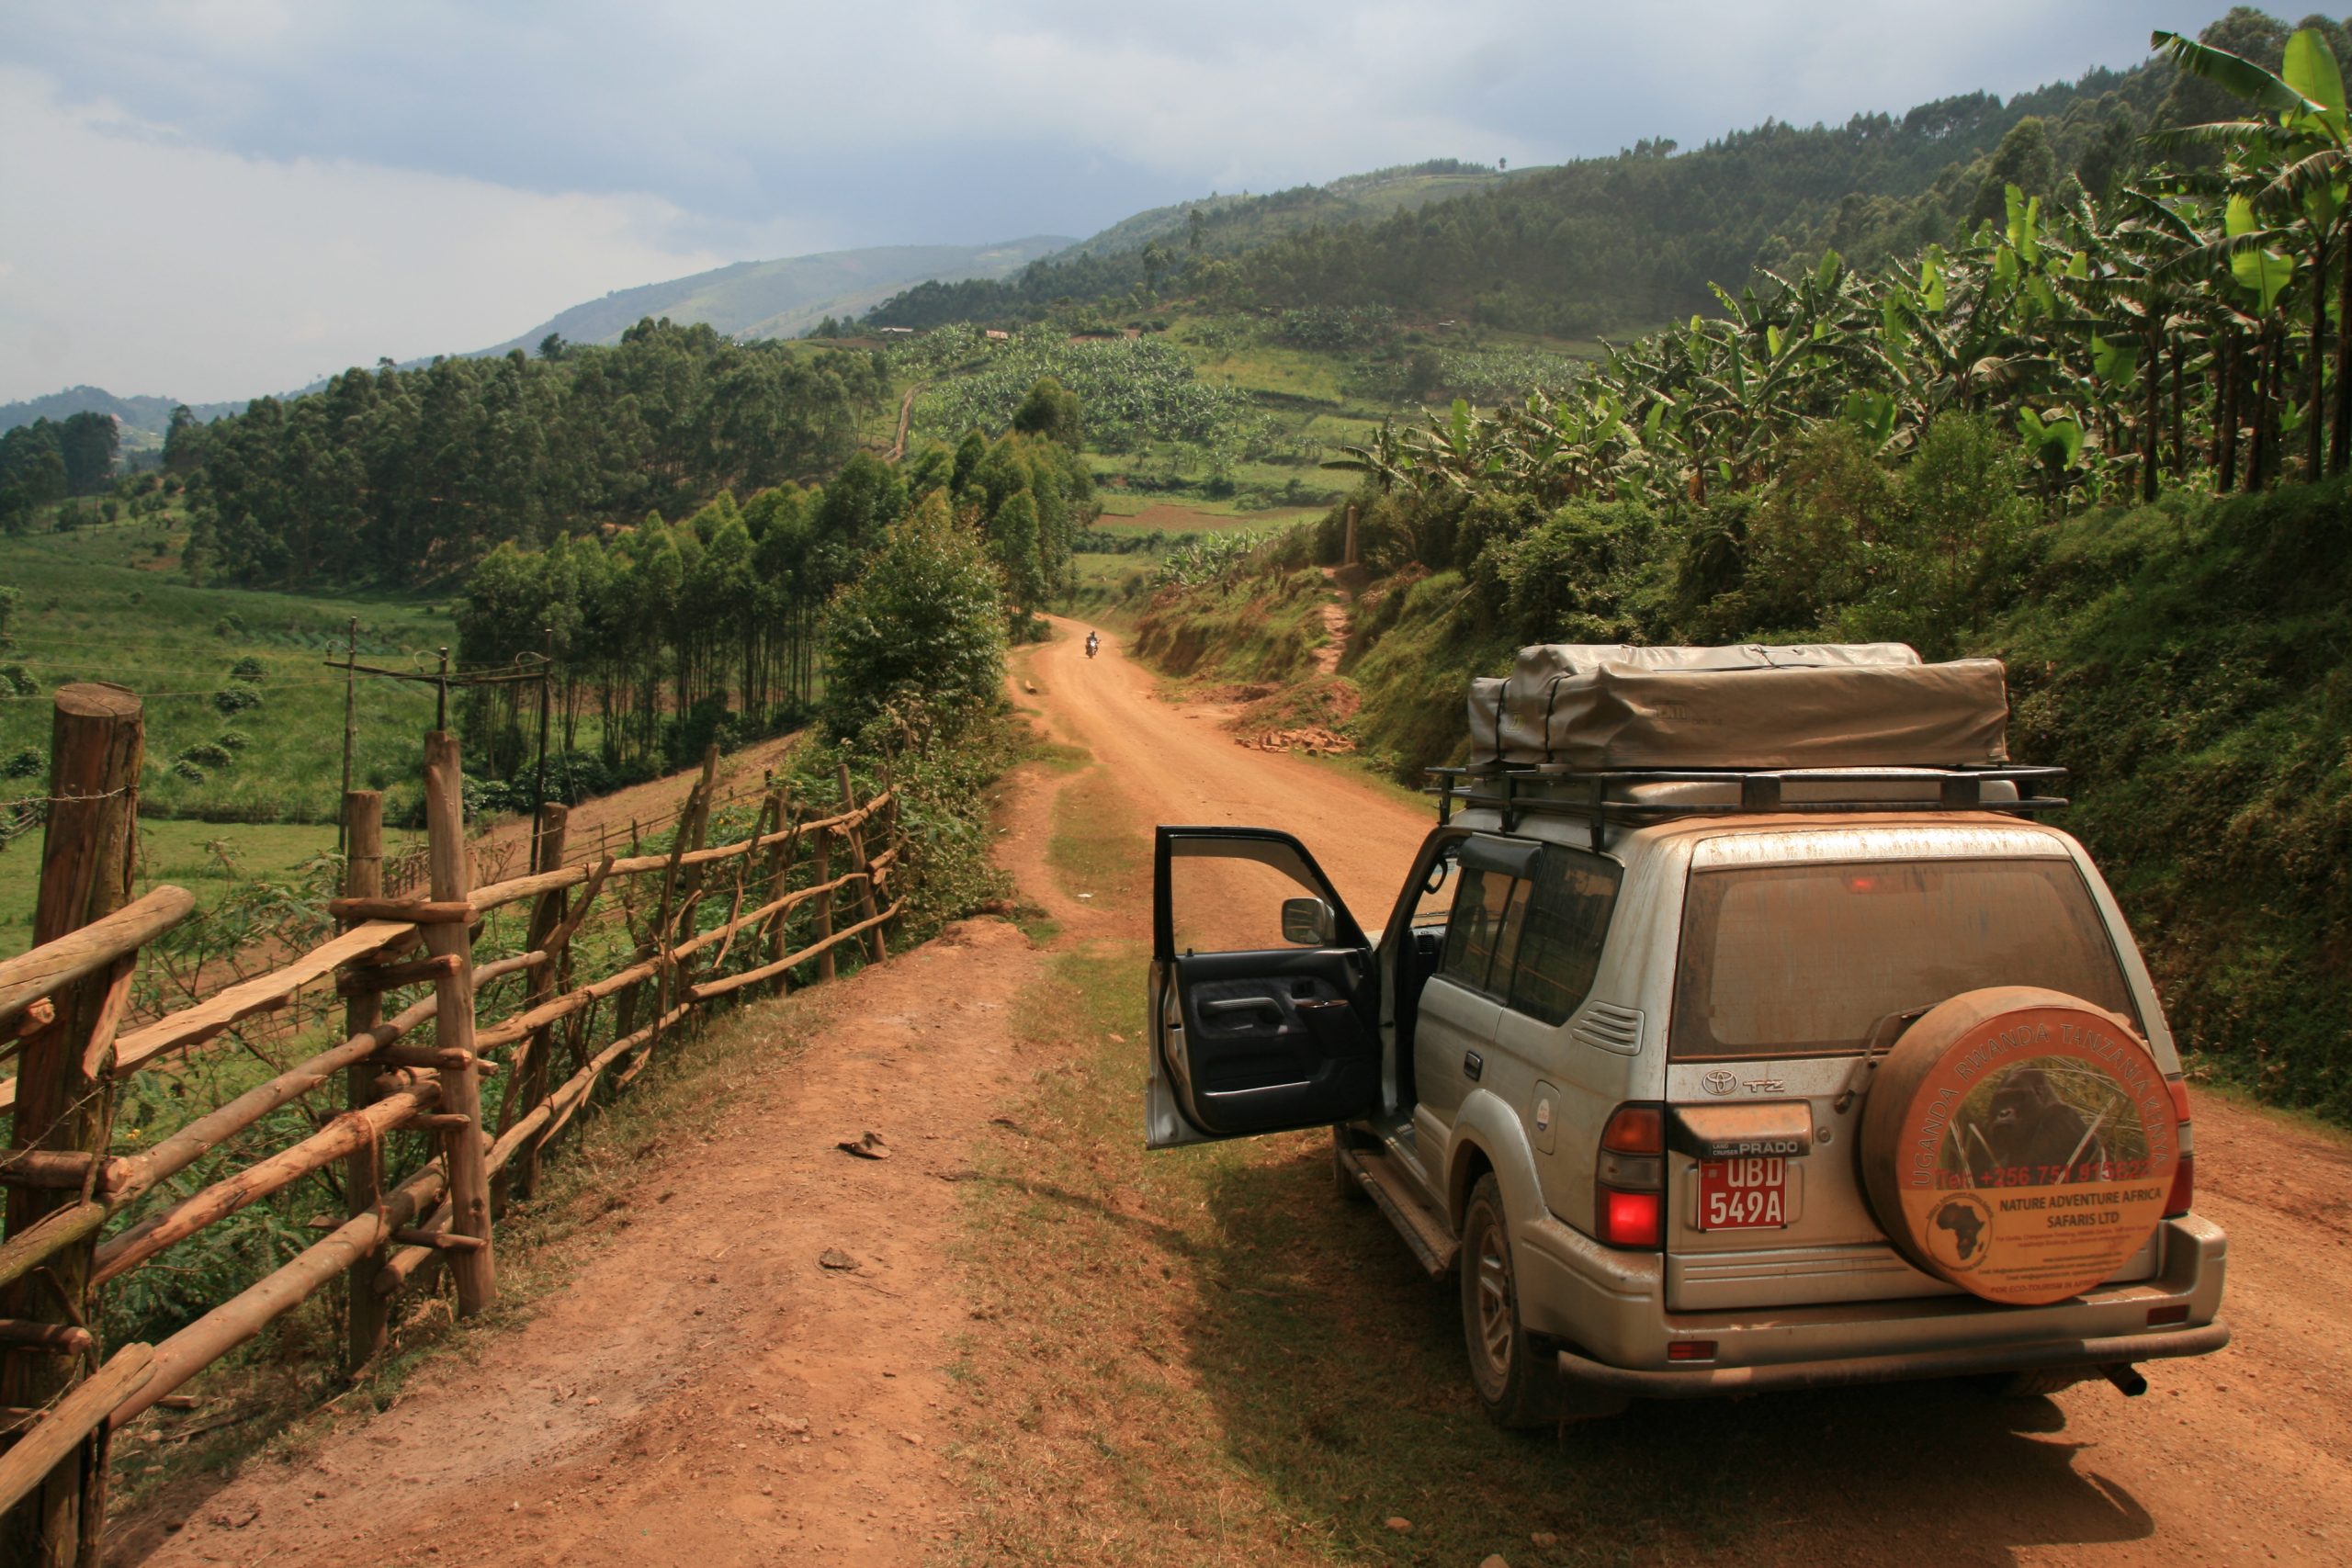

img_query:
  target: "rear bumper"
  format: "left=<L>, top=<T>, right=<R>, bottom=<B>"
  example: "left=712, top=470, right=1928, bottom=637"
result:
left=1555, top=1319, right=2229, bottom=1397
left=1514, top=1209, right=2229, bottom=1393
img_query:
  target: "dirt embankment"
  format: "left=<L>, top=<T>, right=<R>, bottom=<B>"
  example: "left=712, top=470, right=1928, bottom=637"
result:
left=120, top=618, right=2352, bottom=1568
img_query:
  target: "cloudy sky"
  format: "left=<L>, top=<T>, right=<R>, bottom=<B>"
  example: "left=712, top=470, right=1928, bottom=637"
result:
left=1, top=1, right=2229, bottom=404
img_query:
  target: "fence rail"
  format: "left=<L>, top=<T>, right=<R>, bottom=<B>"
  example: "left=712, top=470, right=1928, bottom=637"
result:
left=0, top=685, right=904, bottom=1560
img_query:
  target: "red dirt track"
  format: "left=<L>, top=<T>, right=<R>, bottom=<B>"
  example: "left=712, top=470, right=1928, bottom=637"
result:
left=122, top=620, right=2352, bottom=1567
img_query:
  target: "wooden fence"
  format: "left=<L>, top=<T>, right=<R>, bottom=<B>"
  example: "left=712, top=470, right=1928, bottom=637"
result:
left=0, top=683, right=905, bottom=1563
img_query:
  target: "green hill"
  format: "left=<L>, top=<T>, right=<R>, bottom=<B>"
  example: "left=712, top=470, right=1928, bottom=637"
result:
left=1, top=388, right=246, bottom=451
left=868, top=61, right=2177, bottom=337
left=481, top=237, right=1075, bottom=353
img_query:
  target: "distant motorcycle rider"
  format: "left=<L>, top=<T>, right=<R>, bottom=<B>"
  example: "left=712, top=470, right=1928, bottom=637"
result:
left=1085, top=630, right=1101, bottom=659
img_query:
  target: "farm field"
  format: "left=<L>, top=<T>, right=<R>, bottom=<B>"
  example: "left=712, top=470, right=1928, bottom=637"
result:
left=1, top=519, right=459, bottom=829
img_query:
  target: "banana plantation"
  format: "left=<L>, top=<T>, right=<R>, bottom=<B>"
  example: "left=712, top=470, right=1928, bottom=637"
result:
left=1328, top=28, right=2352, bottom=520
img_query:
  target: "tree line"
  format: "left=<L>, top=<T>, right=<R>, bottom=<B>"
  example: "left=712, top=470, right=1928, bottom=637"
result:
left=452, top=379, right=1093, bottom=777
left=1, top=412, right=123, bottom=531
left=170, top=319, right=890, bottom=587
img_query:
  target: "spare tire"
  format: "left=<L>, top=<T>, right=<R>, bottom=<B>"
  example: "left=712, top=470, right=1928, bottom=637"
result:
left=1858, top=987, right=2180, bottom=1306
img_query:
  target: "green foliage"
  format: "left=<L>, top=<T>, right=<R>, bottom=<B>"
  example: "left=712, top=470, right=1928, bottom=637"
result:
left=1012, top=376, right=1085, bottom=448
left=820, top=491, right=1008, bottom=740
left=1152, top=527, right=1280, bottom=586
left=910, top=330, right=1267, bottom=454
left=229, top=655, right=266, bottom=682
left=211, top=682, right=263, bottom=716
left=185, top=320, right=888, bottom=587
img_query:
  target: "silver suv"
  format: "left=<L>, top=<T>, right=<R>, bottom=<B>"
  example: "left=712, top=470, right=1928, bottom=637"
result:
left=1146, top=764, right=2229, bottom=1425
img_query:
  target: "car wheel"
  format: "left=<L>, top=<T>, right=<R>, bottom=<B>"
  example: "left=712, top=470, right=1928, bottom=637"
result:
left=1459, top=1173, right=1558, bottom=1427
left=1331, top=1128, right=1370, bottom=1203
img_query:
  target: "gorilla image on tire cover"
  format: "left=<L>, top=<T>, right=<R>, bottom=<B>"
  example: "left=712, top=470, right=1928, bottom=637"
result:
left=1966, top=1063, right=2116, bottom=1186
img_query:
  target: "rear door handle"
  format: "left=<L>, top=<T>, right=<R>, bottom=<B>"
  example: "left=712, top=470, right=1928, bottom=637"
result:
left=1463, top=1050, right=1484, bottom=1082
left=1204, top=997, right=1283, bottom=1017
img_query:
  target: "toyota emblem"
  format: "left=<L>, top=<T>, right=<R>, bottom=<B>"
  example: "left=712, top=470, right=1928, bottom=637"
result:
left=1702, top=1069, right=1737, bottom=1097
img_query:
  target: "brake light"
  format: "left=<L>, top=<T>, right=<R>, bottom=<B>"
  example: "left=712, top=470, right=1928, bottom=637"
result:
left=2167, top=1077, right=2193, bottom=1123
left=1597, top=1102, right=1665, bottom=1247
left=2165, top=1153, right=2194, bottom=1217
left=1668, top=1339, right=1717, bottom=1362
left=1600, top=1188, right=1662, bottom=1247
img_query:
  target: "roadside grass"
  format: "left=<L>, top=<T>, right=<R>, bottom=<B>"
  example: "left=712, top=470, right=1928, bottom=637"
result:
left=946, top=938, right=1741, bottom=1567
left=1133, top=567, right=1332, bottom=687
left=1065, top=555, right=1157, bottom=631
left=1043, top=764, right=1147, bottom=910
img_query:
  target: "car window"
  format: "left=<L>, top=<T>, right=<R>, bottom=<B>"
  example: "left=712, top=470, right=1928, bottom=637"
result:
left=1439, top=865, right=1519, bottom=993
left=1670, top=858, right=2141, bottom=1060
left=1509, top=846, right=1623, bottom=1024
left=1409, top=840, right=1462, bottom=931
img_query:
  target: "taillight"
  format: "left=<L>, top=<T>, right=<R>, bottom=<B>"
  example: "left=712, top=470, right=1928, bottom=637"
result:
left=2165, top=1077, right=2193, bottom=1217
left=1600, top=1189, right=1662, bottom=1247
left=2165, top=1154, right=2194, bottom=1217
left=1597, top=1102, right=1665, bottom=1247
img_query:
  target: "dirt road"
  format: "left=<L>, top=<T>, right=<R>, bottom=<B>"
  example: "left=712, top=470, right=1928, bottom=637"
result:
left=126, top=621, right=2351, bottom=1567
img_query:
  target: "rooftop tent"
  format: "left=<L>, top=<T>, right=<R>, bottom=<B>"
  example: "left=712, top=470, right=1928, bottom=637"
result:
left=1466, top=643, right=2009, bottom=772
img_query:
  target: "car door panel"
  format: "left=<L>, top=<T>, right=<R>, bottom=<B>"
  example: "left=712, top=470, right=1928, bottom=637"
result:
left=1148, top=827, right=1379, bottom=1149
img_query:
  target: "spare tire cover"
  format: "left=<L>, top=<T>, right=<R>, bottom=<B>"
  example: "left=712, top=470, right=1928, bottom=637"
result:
left=1859, top=986, right=2179, bottom=1306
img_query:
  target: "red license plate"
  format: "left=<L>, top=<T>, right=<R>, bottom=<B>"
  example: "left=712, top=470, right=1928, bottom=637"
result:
left=1698, top=1156, right=1789, bottom=1230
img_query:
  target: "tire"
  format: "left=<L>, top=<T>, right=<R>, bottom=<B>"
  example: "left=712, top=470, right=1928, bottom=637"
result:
left=1331, top=1127, right=1370, bottom=1203
left=1856, top=987, right=2181, bottom=1307
left=1459, top=1173, right=1561, bottom=1427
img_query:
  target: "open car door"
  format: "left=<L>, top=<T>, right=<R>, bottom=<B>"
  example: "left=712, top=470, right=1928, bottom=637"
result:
left=1147, top=826, right=1380, bottom=1149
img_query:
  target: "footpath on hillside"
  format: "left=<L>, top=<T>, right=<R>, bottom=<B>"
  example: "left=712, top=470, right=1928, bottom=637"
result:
left=122, top=622, right=2352, bottom=1568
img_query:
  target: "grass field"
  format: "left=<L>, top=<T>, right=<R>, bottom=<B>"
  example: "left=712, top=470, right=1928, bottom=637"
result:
left=0, top=816, right=428, bottom=958
left=2, top=517, right=459, bottom=829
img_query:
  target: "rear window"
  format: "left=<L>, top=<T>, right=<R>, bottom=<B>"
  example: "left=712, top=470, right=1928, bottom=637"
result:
left=1670, top=858, right=2138, bottom=1060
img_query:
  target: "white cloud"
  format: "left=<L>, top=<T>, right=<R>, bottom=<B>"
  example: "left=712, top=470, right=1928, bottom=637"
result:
left=0, top=66, right=829, bottom=403
left=0, top=2, right=2235, bottom=403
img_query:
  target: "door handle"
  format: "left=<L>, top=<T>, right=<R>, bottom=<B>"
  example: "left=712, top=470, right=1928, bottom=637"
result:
left=1463, top=1050, right=1484, bottom=1082
left=1203, top=997, right=1283, bottom=1017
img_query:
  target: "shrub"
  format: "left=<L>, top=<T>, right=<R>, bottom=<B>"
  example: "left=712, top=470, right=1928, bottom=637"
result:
left=821, top=491, right=1007, bottom=741
left=212, top=682, right=262, bottom=716
left=178, top=741, right=235, bottom=770
left=213, top=729, right=251, bottom=751
left=3, top=747, right=43, bottom=780
left=171, top=758, right=208, bottom=782
left=230, top=656, right=266, bottom=682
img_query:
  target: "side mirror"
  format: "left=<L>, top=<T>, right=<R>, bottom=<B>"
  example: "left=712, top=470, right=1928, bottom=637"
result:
left=1280, top=897, right=1337, bottom=946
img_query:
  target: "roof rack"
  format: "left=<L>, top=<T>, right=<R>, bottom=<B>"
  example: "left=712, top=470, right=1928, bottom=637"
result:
left=1425, top=763, right=2070, bottom=851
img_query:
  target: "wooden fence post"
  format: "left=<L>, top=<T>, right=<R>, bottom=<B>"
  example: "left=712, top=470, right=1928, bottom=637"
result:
left=340, top=792, right=388, bottom=1375
left=812, top=828, right=835, bottom=984
left=0, top=683, right=142, bottom=1568
left=836, top=761, right=887, bottom=964
left=758, top=785, right=793, bottom=997
left=513, top=804, right=568, bottom=1201
left=420, top=733, right=495, bottom=1314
